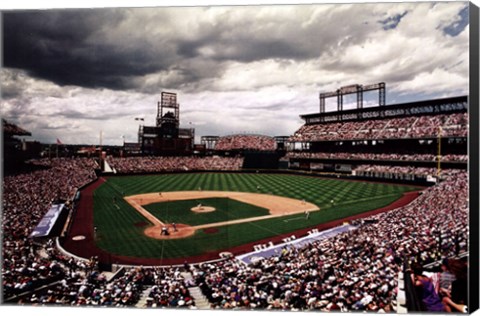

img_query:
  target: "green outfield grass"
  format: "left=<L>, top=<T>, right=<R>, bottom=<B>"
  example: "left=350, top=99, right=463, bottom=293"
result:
left=93, top=173, right=419, bottom=259
left=143, top=197, right=270, bottom=226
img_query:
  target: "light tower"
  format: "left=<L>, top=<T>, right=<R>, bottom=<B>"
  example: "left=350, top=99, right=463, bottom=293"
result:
left=319, top=82, right=386, bottom=114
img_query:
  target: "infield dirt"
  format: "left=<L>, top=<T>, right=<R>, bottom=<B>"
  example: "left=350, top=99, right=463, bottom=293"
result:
left=124, top=191, right=319, bottom=240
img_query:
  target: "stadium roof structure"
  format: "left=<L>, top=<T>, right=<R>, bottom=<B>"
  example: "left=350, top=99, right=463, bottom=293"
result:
left=2, top=119, right=31, bottom=136
left=300, top=95, right=468, bottom=125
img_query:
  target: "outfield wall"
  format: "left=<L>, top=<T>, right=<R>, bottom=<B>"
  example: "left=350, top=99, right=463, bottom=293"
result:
left=102, top=168, right=432, bottom=187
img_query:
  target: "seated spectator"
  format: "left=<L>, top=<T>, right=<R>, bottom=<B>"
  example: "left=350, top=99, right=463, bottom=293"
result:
left=438, top=259, right=456, bottom=297
left=442, top=259, right=468, bottom=313
left=410, top=263, right=446, bottom=312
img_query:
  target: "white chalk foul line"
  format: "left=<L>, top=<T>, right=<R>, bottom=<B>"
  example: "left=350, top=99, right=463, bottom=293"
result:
left=283, top=216, right=306, bottom=223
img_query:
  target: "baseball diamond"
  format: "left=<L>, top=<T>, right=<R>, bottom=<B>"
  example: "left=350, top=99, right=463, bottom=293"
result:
left=127, top=191, right=320, bottom=240
left=62, top=172, right=420, bottom=264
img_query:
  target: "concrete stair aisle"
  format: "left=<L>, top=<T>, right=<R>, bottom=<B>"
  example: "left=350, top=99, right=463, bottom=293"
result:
left=135, top=286, right=153, bottom=308
left=181, top=272, right=211, bottom=310
left=189, top=286, right=211, bottom=309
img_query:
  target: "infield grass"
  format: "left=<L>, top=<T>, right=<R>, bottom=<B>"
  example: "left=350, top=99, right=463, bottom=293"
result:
left=93, top=173, right=419, bottom=259
left=143, top=197, right=269, bottom=226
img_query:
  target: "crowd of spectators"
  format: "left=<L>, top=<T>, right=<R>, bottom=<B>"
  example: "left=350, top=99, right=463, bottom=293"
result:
left=286, top=152, right=468, bottom=163
left=144, top=267, right=195, bottom=308
left=353, top=165, right=448, bottom=177
left=2, top=158, right=98, bottom=299
left=191, top=169, right=468, bottom=312
left=107, top=156, right=244, bottom=174
left=289, top=113, right=468, bottom=142
left=2, top=155, right=470, bottom=313
left=2, top=158, right=196, bottom=308
left=214, top=135, right=277, bottom=151
left=11, top=259, right=196, bottom=308
left=13, top=259, right=194, bottom=308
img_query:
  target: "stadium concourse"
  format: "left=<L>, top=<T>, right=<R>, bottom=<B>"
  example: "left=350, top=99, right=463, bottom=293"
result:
left=2, top=154, right=469, bottom=312
left=286, top=152, right=468, bottom=163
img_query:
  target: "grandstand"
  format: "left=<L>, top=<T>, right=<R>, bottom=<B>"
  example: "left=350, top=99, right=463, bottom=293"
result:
left=287, top=94, right=468, bottom=183
left=212, top=134, right=281, bottom=169
left=107, top=156, right=244, bottom=173
left=214, top=134, right=277, bottom=152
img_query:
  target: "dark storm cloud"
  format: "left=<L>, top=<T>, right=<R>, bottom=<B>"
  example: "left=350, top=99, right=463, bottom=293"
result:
left=222, top=38, right=311, bottom=62
left=0, top=2, right=470, bottom=145
left=3, top=9, right=173, bottom=90
left=177, top=37, right=311, bottom=63
left=4, top=7, right=315, bottom=93
left=3, top=5, right=364, bottom=94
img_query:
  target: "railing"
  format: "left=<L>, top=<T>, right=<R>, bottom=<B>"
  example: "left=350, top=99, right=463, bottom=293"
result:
left=403, top=260, right=423, bottom=312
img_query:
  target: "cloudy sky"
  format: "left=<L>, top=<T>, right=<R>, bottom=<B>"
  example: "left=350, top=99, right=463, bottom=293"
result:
left=1, top=1, right=471, bottom=145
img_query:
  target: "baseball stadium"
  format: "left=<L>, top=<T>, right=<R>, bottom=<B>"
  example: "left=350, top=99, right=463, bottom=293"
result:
left=3, top=3, right=480, bottom=315
left=2, top=81, right=475, bottom=313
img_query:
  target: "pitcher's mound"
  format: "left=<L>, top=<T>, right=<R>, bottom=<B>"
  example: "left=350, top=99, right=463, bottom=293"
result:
left=191, top=206, right=216, bottom=213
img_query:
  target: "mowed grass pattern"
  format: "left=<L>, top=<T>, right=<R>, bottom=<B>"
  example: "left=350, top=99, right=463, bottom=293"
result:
left=143, top=198, right=270, bottom=226
left=93, top=173, right=419, bottom=259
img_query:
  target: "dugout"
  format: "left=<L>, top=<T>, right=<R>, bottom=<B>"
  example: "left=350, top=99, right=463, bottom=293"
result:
left=29, top=203, right=70, bottom=239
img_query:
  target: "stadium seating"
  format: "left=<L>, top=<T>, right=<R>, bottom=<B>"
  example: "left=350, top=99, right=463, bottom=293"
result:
left=289, top=113, right=468, bottom=142
left=2, top=119, right=31, bottom=136
left=286, top=152, right=467, bottom=163
left=2, top=162, right=469, bottom=311
left=2, top=158, right=97, bottom=299
left=214, top=134, right=277, bottom=151
left=107, top=156, right=244, bottom=174
left=2, top=158, right=196, bottom=307
left=192, top=170, right=468, bottom=311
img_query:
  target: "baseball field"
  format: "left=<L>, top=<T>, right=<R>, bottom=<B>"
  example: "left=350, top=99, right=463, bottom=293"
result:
left=83, top=173, right=420, bottom=263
